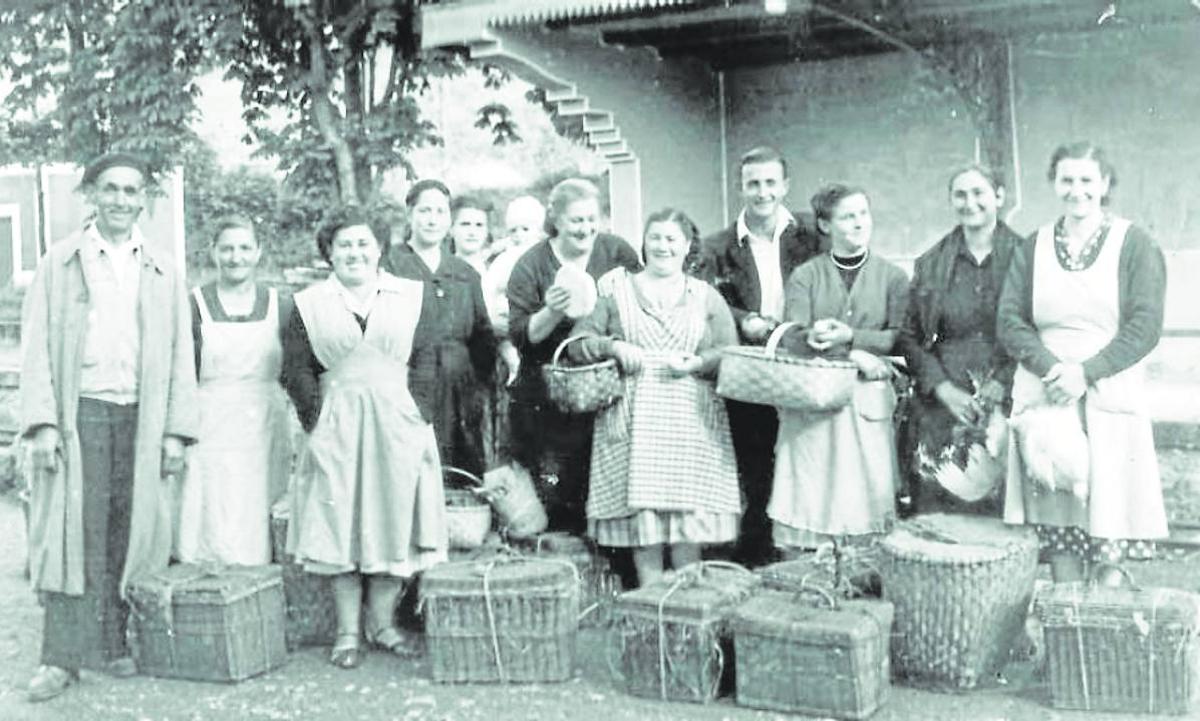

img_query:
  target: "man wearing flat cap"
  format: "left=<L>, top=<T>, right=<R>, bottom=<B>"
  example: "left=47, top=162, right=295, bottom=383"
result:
left=20, top=152, right=197, bottom=701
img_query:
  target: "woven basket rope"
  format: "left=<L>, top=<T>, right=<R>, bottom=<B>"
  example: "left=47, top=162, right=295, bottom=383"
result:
left=717, top=321, right=858, bottom=411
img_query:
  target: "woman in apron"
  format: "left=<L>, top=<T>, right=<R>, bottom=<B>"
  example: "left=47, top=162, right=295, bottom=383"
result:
left=769, top=184, right=909, bottom=553
left=176, top=216, right=290, bottom=565
left=569, top=208, right=740, bottom=586
left=998, top=142, right=1167, bottom=583
left=283, top=206, right=446, bottom=668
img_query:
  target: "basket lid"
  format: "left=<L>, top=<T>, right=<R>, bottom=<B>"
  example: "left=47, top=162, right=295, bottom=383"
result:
left=731, top=589, right=894, bottom=644
left=420, top=557, right=576, bottom=596
left=1036, top=583, right=1200, bottom=630
left=614, top=564, right=759, bottom=622
left=128, top=563, right=283, bottom=608
left=881, top=514, right=1037, bottom=564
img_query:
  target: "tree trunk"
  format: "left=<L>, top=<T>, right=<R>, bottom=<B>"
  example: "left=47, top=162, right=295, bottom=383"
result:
left=300, top=9, right=359, bottom=205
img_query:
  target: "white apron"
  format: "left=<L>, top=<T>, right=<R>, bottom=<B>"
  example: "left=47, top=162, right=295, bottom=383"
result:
left=176, top=286, right=292, bottom=565
left=1003, top=218, right=1167, bottom=540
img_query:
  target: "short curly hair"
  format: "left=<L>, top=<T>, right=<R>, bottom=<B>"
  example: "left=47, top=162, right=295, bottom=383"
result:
left=315, top=205, right=388, bottom=264
left=642, top=208, right=703, bottom=276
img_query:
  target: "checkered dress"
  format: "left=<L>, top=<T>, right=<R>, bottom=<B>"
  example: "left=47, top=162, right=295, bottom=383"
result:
left=586, top=270, right=740, bottom=547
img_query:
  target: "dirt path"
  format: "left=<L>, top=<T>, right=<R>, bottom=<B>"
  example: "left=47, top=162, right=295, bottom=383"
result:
left=0, top=496, right=1179, bottom=721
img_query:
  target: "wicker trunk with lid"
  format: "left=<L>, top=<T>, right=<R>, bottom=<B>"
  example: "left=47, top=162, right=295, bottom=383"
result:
left=127, top=563, right=288, bottom=682
left=270, top=504, right=336, bottom=650
left=1037, top=581, right=1200, bottom=714
left=731, top=588, right=894, bottom=719
left=879, top=514, right=1038, bottom=689
left=421, top=557, right=579, bottom=683
left=609, top=563, right=760, bottom=703
left=516, top=532, right=622, bottom=628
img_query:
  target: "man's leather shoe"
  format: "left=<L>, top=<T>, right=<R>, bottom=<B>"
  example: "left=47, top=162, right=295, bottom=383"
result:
left=27, top=665, right=76, bottom=703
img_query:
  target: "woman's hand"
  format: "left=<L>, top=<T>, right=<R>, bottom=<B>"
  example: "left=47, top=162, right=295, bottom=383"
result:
left=935, top=381, right=981, bottom=425
left=740, top=314, right=774, bottom=342
left=807, top=318, right=853, bottom=351
left=664, top=353, right=702, bottom=378
left=848, top=349, right=892, bottom=381
left=611, top=340, right=645, bottom=375
left=544, top=285, right=572, bottom=314
left=1043, top=363, right=1087, bottom=404
left=499, top=341, right=521, bottom=386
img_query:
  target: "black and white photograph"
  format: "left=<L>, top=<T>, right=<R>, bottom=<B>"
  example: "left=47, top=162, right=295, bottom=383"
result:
left=0, top=0, right=1197, bottom=719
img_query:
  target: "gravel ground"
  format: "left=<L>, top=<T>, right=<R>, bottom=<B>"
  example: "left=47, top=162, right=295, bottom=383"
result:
left=2, top=497, right=1193, bottom=721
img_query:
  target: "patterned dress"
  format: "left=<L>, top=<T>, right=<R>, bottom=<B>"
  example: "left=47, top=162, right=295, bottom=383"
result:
left=283, top=274, right=447, bottom=577
left=572, top=269, right=741, bottom=547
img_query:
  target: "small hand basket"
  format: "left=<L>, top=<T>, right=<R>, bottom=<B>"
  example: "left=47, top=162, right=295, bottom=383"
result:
left=717, top=321, right=858, bottom=412
left=444, top=467, right=492, bottom=550
left=542, top=334, right=624, bottom=414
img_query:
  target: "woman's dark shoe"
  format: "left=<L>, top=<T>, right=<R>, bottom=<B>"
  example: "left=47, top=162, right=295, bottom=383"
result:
left=329, top=633, right=363, bottom=669
left=102, top=657, right=137, bottom=678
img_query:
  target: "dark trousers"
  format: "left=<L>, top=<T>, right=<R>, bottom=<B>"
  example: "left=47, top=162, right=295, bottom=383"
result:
left=40, top=398, right=138, bottom=671
left=726, top=399, right=779, bottom=566
left=510, top=397, right=593, bottom=535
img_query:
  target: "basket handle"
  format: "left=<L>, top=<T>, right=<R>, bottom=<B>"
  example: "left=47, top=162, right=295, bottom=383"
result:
left=1090, top=561, right=1139, bottom=590
left=763, top=320, right=803, bottom=359
left=550, top=334, right=591, bottom=368
left=443, top=466, right=485, bottom=488
left=795, top=579, right=838, bottom=610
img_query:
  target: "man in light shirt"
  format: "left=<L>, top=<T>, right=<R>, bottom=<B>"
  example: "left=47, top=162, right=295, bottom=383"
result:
left=21, top=153, right=197, bottom=701
left=700, top=146, right=821, bottom=567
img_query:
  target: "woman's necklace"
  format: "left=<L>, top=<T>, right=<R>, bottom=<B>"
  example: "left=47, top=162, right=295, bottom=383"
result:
left=830, top=248, right=869, bottom=270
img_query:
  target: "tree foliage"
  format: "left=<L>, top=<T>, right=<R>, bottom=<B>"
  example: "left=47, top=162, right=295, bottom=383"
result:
left=0, top=0, right=520, bottom=208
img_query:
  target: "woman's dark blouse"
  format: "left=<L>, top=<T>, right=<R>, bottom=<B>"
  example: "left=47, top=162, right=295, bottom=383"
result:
left=505, top=233, right=641, bottom=401
left=190, top=281, right=292, bottom=380
left=997, top=221, right=1166, bottom=384
left=900, top=223, right=1021, bottom=399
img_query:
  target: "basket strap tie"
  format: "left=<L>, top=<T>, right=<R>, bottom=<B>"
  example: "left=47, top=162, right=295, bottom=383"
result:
left=479, top=556, right=581, bottom=683
left=653, top=561, right=751, bottom=700
left=1071, top=585, right=1091, bottom=711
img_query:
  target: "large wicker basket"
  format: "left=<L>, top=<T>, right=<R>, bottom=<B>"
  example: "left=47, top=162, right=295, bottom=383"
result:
left=1036, top=572, right=1200, bottom=715
left=542, top=334, right=624, bottom=414
left=421, top=557, right=579, bottom=683
left=879, top=514, right=1038, bottom=690
left=732, top=586, right=894, bottom=720
left=127, top=564, right=288, bottom=682
left=717, top=321, right=858, bottom=411
left=445, top=467, right=492, bottom=550
left=757, top=536, right=884, bottom=599
left=609, top=562, right=760, bottom=703
left=270, top=504, right=336, bottom=650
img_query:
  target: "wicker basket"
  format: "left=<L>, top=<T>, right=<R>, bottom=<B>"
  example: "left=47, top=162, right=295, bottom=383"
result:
left=542, top=334, right=624, bottom=414
left=127, top=564, right=288, bottom=682
left=421, top=557, right=579, bottom=683
left=609, top=562, right=760, bottom=703
left=445, top=467, right=493, bottom=550
left=732, top=586, right=894, bottom=719
left=717, top=321, right=858, bottom=411
left=517, top=531, right=623, bottom=627
left=1036, top=573, right=1200, bottom=714
left=757, top=538, right=884, bottom=599
left=879, top=513, right=1038, bottom=690
left=270, top=504, right=336, bottom=650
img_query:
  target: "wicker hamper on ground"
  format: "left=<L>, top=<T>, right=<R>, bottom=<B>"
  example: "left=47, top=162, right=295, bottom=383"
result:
left=421, top=557, right=579, bottom=683
left=732, top=588, right=894, bottom=719
left=757, top=538, right=884, bottom=599
left=270, top=504, right=337, bottom=650
left=1036, top=580, right=1200, bottom=714
left=516, top=532, right=622, bottom=628
left=880, top=514, right=1038, bottom=690
left=127, top=564, right=288, bottom=682
left=609, top=563, right=760, bottom=703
